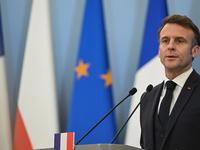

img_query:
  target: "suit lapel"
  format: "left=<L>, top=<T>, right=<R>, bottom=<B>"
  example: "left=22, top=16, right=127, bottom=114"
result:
left=162, top=70, right=199, bottom=148
left=148, top=82, right=164, bottom=149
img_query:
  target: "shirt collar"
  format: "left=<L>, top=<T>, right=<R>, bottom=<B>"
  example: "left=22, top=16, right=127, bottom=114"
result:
left=164, top=68, right=193, bottom=88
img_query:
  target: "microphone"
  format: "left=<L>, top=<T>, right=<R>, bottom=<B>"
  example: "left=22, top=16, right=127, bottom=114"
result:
left=110, top=84, right=153, bottom=144
left=75, top=87, right=137, bottom=145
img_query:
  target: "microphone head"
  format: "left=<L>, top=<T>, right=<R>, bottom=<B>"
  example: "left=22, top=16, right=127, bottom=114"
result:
left=129, top=87, right=137, bottom=95
left=146, top=84, right=153, bottom=92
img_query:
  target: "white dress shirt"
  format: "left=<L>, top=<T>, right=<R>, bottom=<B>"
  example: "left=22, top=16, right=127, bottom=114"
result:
left=158, top=68, right=193, bottom=115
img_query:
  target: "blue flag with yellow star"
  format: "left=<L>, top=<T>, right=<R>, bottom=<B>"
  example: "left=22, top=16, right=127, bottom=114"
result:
left=67, top=0, right=118, bottom=145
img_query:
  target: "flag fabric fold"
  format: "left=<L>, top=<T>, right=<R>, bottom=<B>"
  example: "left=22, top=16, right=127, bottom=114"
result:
left=0, top=7, right=12, bottom=150
left=125, top=0, right=168, bottom=148
left=13, top=0, right=59, bottom=149
left=67, top=0, right=118, bottom=145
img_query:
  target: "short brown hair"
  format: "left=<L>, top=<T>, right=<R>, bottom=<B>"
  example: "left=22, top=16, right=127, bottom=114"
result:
left=158, top=14, right=200, bottom=48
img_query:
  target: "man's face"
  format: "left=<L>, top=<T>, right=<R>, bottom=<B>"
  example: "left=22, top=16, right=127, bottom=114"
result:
left=159, top=23, right=199, bottom=74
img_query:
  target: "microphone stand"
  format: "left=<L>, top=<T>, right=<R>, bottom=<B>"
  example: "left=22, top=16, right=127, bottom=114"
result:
left=75, top=88, right=137, bottom=145
left=110, top=84, right=153, bottom=144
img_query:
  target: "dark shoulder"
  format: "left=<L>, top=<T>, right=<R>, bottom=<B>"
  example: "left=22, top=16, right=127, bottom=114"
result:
left=148, top=82, right=163, bottom=95
left=141, top=82, right=163, bottom=106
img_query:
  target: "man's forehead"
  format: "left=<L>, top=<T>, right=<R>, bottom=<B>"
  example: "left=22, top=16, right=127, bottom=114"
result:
left=160, top=23, right=194, bottom=38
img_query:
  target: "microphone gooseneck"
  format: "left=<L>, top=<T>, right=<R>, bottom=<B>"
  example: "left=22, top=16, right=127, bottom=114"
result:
left=110, top=84, right=153, bottom=144
left=75, top=87, right=137, bottom=145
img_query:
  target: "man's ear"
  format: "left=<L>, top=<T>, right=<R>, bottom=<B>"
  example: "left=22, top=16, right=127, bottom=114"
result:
left=192, top=45, right=200, bottom=58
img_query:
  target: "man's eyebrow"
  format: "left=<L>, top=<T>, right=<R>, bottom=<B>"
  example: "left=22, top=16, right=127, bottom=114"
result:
left=160, top=36, right=186, bottom=40
left=160, top=36, right=169, bottom=40
left=175, top=37, right=186, bottom=39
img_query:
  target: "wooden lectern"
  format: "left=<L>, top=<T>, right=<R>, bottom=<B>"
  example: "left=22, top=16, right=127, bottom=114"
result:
left=34, top=144, right=145, bottom=150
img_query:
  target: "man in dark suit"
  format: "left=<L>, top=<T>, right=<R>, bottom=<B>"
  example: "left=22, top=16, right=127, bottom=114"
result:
left=140, top=15, right=200, bottom=150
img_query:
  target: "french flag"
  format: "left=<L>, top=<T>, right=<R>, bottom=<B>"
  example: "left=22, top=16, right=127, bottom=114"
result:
left=125, top=0, right=168, bottom=148
left=0, top=7, right=12, bottom=150
left=54, top=133, right=75, bottom=150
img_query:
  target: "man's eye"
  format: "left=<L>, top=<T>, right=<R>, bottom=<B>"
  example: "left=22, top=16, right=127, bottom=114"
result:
left=162, top=40, right=168, bottom=43
left=177, top=40, right=183, bottom=43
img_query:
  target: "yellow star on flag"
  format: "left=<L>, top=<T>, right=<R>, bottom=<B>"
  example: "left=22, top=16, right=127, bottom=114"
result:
left=100, top=69, right=112, bottom=87
left=75, top=59, right=90, bottom=79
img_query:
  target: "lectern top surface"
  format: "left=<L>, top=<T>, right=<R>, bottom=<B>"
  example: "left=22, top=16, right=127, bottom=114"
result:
left=34, top=144, right=144, bottom=150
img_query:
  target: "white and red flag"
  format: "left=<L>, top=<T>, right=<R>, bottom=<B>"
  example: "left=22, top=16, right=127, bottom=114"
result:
left=13, top=0, right=59, bottom=149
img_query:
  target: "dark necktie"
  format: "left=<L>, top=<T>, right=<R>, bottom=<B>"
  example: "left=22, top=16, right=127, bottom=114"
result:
left=159, top=81, right=177, bottom=126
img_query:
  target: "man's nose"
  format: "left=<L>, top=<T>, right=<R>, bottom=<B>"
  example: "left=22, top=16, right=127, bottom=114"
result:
left=168, top=40, right=175, bottom=50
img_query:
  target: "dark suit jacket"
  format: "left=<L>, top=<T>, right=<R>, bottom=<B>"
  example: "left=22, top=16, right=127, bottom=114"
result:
left=140, top=70, right=200, bottom=150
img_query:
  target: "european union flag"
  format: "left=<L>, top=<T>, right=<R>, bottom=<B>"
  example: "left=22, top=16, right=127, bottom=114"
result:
left=67, top=0, right=118, bottom=145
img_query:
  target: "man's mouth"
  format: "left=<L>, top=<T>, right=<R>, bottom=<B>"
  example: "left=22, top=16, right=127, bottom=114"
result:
left=166, top=55, right=177, bottom=59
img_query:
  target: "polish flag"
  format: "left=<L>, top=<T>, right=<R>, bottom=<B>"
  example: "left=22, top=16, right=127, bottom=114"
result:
left=13, top=0, right=59, bottom=149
